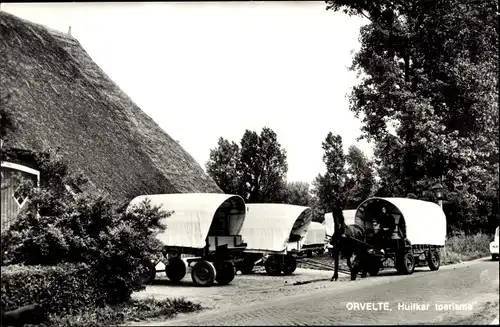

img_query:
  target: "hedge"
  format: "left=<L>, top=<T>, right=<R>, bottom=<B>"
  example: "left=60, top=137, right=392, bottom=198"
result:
left=1, top=263, right=104, bottom=315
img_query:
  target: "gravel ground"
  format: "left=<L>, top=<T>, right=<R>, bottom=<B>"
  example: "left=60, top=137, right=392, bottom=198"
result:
left=133, top=254, right=379, bottom=311
left=133, top=266, right=345, bottom=311
left=132, top=253, right=435, bottom=312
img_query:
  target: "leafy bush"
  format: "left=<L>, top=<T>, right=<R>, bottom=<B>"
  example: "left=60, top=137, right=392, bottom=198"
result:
left=441, top=233, right=492, bottom=264
left=38, top=298, right=202, bottom=327
left=1, top=149, right=172, bottom=305
left=1, top=263, right=101, bottom=315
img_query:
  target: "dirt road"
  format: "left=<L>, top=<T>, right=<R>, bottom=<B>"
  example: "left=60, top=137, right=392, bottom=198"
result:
left=129, top=257, right=499, bottom=325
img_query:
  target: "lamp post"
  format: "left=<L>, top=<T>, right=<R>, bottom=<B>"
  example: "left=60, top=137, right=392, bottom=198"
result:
left=431, top=183, right=444, bottom=209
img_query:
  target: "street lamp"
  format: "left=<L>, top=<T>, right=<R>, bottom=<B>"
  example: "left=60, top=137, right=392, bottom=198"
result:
left=432, top=183, right=444, bottom=209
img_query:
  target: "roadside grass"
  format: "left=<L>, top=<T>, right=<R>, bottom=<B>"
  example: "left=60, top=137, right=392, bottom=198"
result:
left=441, top=233, right=492, bottom=265
left=38, top=297, right=202, bottom=327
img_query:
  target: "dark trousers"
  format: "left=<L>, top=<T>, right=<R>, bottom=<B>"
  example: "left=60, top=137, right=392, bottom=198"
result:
left=372, top=230, right=387, bottom=250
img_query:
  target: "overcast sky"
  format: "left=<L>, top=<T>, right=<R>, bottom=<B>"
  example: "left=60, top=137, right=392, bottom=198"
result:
left=3, top=2, right=371, bottom=184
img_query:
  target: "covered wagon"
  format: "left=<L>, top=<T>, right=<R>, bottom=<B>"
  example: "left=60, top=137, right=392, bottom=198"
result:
left=343, top=209, right=357, bottom=226
left=354, top=197, right=447, bottom=275
left=236, top=203, right=313, bottom=276
left=302, top=222, right=328, bottom=257
left=323, top=212, right=335, bottom=240
left=127, top=193, right=247, bottom=287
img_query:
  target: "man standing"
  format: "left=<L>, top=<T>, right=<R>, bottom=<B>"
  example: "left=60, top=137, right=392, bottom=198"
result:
left=370, top=221, right=385, bottom=255
left=369, top=207, right=394, bottom=255
left=379, top=207, right=395, bottom=236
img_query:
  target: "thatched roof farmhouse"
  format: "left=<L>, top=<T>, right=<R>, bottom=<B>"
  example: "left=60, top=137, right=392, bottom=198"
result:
left=0, top=12, right=222, bottom=203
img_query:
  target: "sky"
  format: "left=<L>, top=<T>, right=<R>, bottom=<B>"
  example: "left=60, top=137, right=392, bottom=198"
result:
left=2, top=2, right=371, bottom=184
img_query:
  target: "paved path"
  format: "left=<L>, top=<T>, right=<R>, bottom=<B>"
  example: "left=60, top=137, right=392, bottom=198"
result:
left=130, top=258, right=499, bottom=326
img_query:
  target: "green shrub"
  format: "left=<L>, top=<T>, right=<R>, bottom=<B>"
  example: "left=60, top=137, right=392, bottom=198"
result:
left=446, top=232, right=491, bottom=254
left=1, top=263, right=102, bottom=315
left=1, top=150, right=171, bottom=305
left=441, top=233, right=492, bottom=264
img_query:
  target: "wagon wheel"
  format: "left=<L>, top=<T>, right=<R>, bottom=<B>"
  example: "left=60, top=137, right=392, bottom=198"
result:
left=239, top=256, right=255, bottom=275
left=215, top=261, right=236, bottom=285
left=141, top=260, right=157, bottom=285
left=191, top=260, right=216, bottom=287
left=397, top=252, right=415, bottom=275
left=282, top=255, right=297, bottom=275
left=264, top=255, right=283, bottom=276
left=166, top=257, right=187, bottom=283
left=427, top=250, right=440, bottom=271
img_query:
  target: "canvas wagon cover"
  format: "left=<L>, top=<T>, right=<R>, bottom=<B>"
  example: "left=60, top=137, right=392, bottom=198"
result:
left=304, top=222, right=327, bottom=246
left=355, top=197, right=447, bottom=246
left=343, top=209, right=356, bottom=226
left=128, top=193, right=246, bottom=249
left=240, top=203, right=312, bottom=253
left=323, top=212, right=334, bottom=238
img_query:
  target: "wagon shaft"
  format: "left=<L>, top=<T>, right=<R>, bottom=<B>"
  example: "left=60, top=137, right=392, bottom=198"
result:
left=341, top=235, right=374, bottom=251
left=298, top=258, right=363, bottom=276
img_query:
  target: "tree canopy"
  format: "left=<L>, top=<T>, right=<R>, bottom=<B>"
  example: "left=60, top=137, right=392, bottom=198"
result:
left=311, top=132, right=346, bottom=215
left=326, top=0, right=499, bottom=234
left=312, top=133, right=376, bottom=216
left=205, top=137, right=241, bottom=196
left=206, top=127, right=288, bottom=203
left=344, top=145, right=376, bottom=209
left=283, top=181, right=313, bottom=207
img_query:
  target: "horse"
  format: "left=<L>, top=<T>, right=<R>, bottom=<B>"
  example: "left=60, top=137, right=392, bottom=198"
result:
left=330, top=207, right=372, bottom=281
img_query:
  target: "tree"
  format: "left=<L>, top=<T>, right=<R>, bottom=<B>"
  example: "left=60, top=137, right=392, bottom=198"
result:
left=325, top=0, right=499, bottom=234
left=206, top=127, right=288, bottom=203
left=238, top=127, right=288, bottom=203
left=371, top=134, right=406, bottom=197
left=206, top=137, right=241, bottom=195
left=311, top=132, right=346, bottom=215
left=283, top=181, right=313, bottom=207
left=344, top=145, right=375, bottom=209
left=309, top=194, right=326, bottom=222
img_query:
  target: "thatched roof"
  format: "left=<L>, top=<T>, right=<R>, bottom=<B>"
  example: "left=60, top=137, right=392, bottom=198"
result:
left=0, top=12, right=222, bottom=202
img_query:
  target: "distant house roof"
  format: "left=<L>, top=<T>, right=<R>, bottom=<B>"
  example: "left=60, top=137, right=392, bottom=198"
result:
left=0, top=12, right=222, bottom=203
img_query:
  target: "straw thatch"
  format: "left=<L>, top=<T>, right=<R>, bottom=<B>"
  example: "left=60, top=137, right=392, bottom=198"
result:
left=0, top=12, right=222, bottom=202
